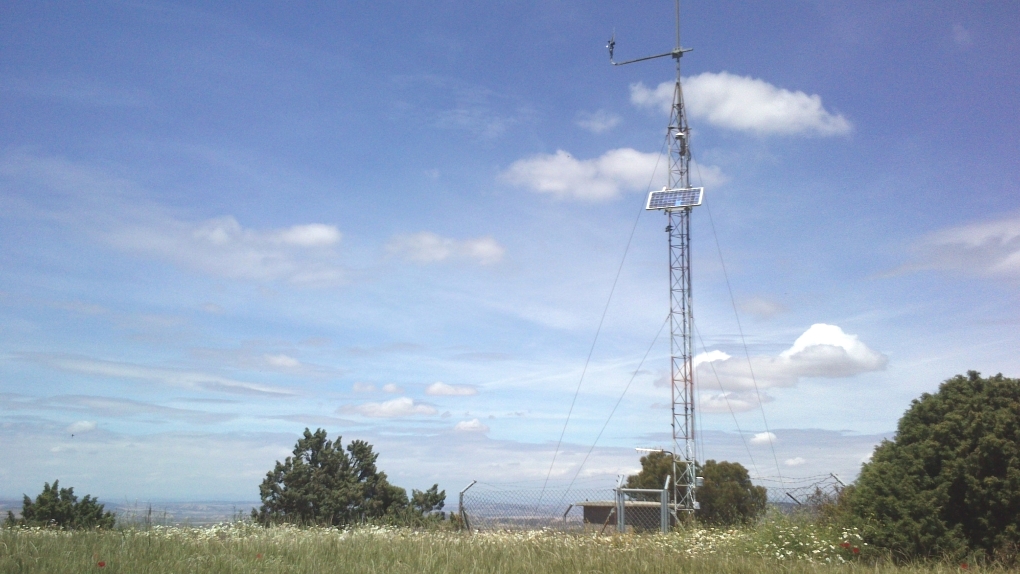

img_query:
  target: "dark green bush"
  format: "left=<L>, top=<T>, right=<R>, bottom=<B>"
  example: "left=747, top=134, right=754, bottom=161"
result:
left=847, top=371, right=1020, bottom=562
left=4, top=480, right=114, bottom=529
left=697, top=460, right=767, bottom=526
left=253, top=428, right=444, bottom=527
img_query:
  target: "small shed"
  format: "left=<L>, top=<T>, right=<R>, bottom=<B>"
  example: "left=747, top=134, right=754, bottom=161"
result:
left=576, top=500, right=670, bottom=531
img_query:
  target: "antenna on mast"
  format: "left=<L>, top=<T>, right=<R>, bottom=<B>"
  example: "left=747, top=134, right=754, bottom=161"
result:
left=609, top=0, right=702, bottom=521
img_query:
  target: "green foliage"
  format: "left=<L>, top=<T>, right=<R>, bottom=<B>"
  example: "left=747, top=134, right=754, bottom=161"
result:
left=4, top=480, right=114, bottom=529
left=625, top=450, right=673, bottom=490
left=625, top=453, right=767, bottom=526
left=410, top=484, right=446, bottom=516
left=253, top=428, right=444, bottom=527
left=697, top=460, right=768, bottom=526
left=847, top=371, right=1020, bottom=562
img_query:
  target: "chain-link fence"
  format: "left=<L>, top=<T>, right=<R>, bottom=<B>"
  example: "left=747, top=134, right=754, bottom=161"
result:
left=459, top=481, right=673, bottom=533
left=755, top=473, right=845, bottom=513
left=459, top=482, right=616, bottom=532
left=459, top=474, right=846, bottom=532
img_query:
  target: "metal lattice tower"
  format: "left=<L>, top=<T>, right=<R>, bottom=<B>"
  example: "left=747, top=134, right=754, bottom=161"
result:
left=609, top=0, right=702, bottom=517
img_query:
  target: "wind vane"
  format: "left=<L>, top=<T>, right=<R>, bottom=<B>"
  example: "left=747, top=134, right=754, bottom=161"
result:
left=609, top=0, right=703, bottom=519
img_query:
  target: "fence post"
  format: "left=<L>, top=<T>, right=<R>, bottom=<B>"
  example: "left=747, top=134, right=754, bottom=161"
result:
left=615, top=475, right=625, bottom=533
left=661, top=474, right=671, bottom=533
left=459, top=480, right=477, bottom=532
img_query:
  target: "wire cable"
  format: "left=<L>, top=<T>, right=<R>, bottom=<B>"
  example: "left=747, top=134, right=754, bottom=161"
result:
left=692, top=158, right=783, bottom=486
left=557, top=313, right=670, bottom=502
left=694, top=323, right=760, bottom=478
left=702, top=200, right=786, bottom=488
left=535, top=135, right=670, bottom=508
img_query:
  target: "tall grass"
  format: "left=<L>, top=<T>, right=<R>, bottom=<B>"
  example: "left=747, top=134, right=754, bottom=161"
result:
left=0, top=520, right=995, bottom=573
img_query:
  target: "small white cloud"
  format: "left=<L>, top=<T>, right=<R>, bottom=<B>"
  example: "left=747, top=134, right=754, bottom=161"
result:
left=386, top=232, right=504, bottom=265
left=784, top=457, right=807, bottom=467
left=454, top=418, right=489, bottom=433
left=750, top=431, right=777, bottom=446
left=66, top=421, right=97, bottom=434
left=699, top=391, right=772, bottom=414
left=631, top=73, right=851, bottom=136
left=348, top=397, right=437, bottom=418
left=501, top=148, right=664, bottom=202
left=273, top=223, right=342, bottom=247
left=434, top=104, right=514, bottom=139
left=738, top=296, right=785, bottom=320
left=694, top=350, right=731, bottom=368
left=952, top=23, right=972, bottom=47
left=265, top=354, right=300, bottom=368
left=691, top=163, right=730, bottom=188
left=382, top=383, right=402, bottom=394
left=111, top=216, right=346, bottom=286
left=575, top=110, right=622, bottom=134
left=426, top=382, right=478, bottom=396
left=907, top=214, right=1020, bottom=279
left=352, top=382, right=376, bottom=393
left=652, top=371, right=671, bottom=388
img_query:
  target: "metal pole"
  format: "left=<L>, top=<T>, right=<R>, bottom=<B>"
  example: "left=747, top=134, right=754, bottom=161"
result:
left=661, top=474, right=671, bottom=533
left=459, top=480, right=476, bottom=531
left=616, top=475, right=625, bottom=533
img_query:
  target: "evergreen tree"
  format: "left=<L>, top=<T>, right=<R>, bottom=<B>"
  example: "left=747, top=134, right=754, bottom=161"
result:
left=847, top=371, right=1020, bottom=561
left=5, top=480, right=115, bottom=529
left=253, top=428, right=443, bottom=526
left=697, top=460, right=767, bottom=526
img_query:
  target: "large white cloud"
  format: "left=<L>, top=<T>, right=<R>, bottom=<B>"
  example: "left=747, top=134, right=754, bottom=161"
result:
left=907, top=214, right=1020, bottom=278
left=631, top=72, right=851, bottom=136
left=501, top=148, right=664, bottom=201
left=697, top=324, right=887, bottom=412
left=502, top=147, right=727, bottom=202
left=386, top=232, right=504, bottom=265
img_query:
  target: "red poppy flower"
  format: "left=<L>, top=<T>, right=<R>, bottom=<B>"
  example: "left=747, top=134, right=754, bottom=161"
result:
left=840, top=542, right=850, bottom=548
left=97, top=562, right=106, bottom=568
left=257, top=553, right=263, bottom=559
left=961, top=564, right=968, bottom=569
left=852, top=547, right=860, bottom=554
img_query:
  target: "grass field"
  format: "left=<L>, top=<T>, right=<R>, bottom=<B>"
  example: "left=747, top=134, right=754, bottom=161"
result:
left=0, top=520, right=992, bottom=573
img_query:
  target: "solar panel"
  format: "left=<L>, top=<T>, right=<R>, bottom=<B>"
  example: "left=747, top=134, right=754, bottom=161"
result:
left=645, top=187, right=703, bottom=210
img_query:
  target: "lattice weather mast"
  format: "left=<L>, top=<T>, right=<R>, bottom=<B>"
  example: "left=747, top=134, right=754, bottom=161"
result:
left=608, top=0, right=703, bottom=516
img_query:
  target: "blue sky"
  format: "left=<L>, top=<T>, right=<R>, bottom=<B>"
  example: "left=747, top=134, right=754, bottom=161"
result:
left=2, top=0, right=1018, bottom=502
